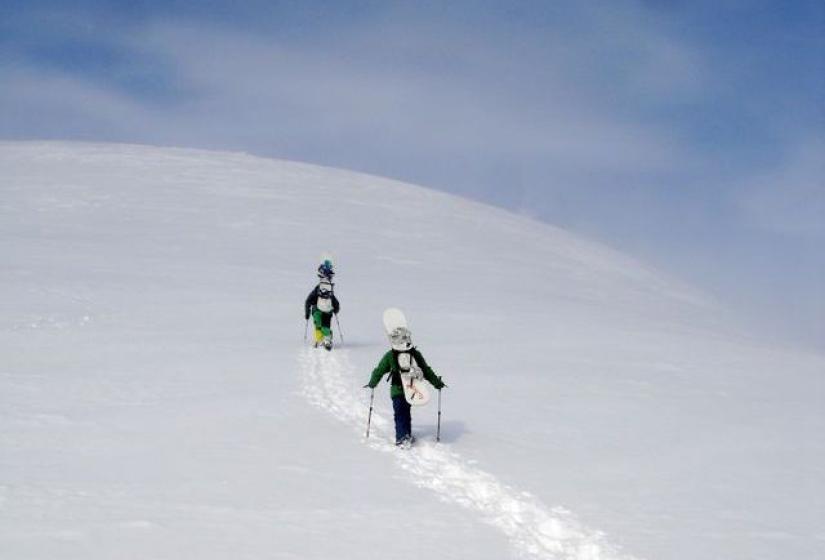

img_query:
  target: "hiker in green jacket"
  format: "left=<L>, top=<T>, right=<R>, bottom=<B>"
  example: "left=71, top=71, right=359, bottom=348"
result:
left=365, top=327, right=445, bottom=445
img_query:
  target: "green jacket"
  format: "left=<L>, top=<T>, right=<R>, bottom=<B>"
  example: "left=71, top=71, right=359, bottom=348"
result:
left=367, top=348, right=445, bottom=398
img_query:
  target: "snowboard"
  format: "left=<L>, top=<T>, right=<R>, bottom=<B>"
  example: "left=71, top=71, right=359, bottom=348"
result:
left=315, top=252, right=335, bottom=351
left=382, top=307, right=407, bottom=336
left=382, top=308, right=430, bottom=407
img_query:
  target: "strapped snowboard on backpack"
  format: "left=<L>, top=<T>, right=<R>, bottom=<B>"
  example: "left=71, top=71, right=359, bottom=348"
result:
left=306, top=253, right=339, bottom=351
left=383, top=308, right=430, bottom=406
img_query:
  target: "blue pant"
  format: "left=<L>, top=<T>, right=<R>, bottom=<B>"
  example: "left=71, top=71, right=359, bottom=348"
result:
left=392, top=395, right=412, bottom=443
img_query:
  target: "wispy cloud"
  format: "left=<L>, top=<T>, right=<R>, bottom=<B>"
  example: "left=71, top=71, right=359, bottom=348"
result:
left=2, top=4, right=705, bottom=171
left=132, top=19, right=692, bottom=165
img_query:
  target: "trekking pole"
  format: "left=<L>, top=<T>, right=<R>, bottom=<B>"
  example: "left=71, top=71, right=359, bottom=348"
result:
left=335, top=314, right=344, bottom=345
left=436, top=390, right=442, bottom=442
left=365, top=388, right=375, bottom=439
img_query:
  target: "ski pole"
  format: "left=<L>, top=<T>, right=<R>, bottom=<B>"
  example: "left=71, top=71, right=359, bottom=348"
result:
left=335, top=314, right=344, bottom=345
left=365, top=388, right=375, bottom=439
left=436, top=389, right=442, bottom=442
left=304, top=318, right=309, bottom=343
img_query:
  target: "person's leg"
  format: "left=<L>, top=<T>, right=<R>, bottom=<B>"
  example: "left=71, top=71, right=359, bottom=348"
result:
left=320, top=312, right=333, bottom=338
left=403, top=399, right=412, bottom=441
left=312, top=310, right=324, bottom=343
left=392, top=396, right=412, bottom=444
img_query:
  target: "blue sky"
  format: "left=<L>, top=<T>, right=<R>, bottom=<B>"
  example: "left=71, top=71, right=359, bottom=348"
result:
left=2, top=1, right=823, bottom=348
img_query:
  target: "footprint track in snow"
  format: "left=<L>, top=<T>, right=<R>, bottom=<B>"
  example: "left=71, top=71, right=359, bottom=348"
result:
left=298, top=348, right=636, bottom=560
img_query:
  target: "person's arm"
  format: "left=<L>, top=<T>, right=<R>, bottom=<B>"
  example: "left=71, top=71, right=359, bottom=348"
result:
left=367, top=351, right=393, bottom=388
left=332, top=294, right=340, bottom=314
left=304, top=287, right=317, bottom=319
left=414, top=349, right=445, bottom=389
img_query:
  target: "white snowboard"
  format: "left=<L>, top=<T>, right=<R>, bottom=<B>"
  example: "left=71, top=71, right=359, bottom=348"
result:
left=382, top=307, right=407, bottom=335
left=400, top=372, right=430, bottom=407
left=382, top=308, right=430, bottom=407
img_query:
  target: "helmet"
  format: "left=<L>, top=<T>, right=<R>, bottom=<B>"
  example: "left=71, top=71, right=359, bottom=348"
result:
left=389, top=327, right=412, bottom=351
left=317, top=261, right=335, bottom=279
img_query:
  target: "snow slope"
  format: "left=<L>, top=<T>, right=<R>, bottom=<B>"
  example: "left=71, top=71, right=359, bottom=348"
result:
left=1, top=142, right=823, bottom=560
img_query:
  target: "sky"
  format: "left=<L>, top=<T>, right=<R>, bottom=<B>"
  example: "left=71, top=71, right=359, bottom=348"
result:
left=1, top=0, right=823, bottom=349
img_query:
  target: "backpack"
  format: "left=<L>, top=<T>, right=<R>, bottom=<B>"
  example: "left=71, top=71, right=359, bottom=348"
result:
left=395, top=350, right=422, bottom=378
left=316, top=280, right=334, bottom=313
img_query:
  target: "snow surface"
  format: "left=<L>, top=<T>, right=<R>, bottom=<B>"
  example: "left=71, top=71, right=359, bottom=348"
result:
left=1, top=142, right=823, bottom=560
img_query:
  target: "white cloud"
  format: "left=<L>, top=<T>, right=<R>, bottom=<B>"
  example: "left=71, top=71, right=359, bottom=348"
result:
left=127, top=15, right=701, bottom=175
left=3, top=5, right=707, bottom=179
left=0, top=65, right=156, bottom=139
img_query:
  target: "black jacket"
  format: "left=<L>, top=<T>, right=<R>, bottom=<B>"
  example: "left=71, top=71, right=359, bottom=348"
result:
left=305, top=286, right=340, bottom=319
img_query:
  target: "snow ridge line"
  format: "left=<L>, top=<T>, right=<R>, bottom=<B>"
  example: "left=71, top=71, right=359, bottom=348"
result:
left=298, top=348, right=636, bottom=560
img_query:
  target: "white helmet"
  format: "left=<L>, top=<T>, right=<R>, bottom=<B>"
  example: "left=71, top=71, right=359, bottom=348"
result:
left=389, top=326, right=412, bottom=351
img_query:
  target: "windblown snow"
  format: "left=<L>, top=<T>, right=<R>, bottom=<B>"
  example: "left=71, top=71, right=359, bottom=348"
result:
left=1, top=142, right=823, bottom=560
